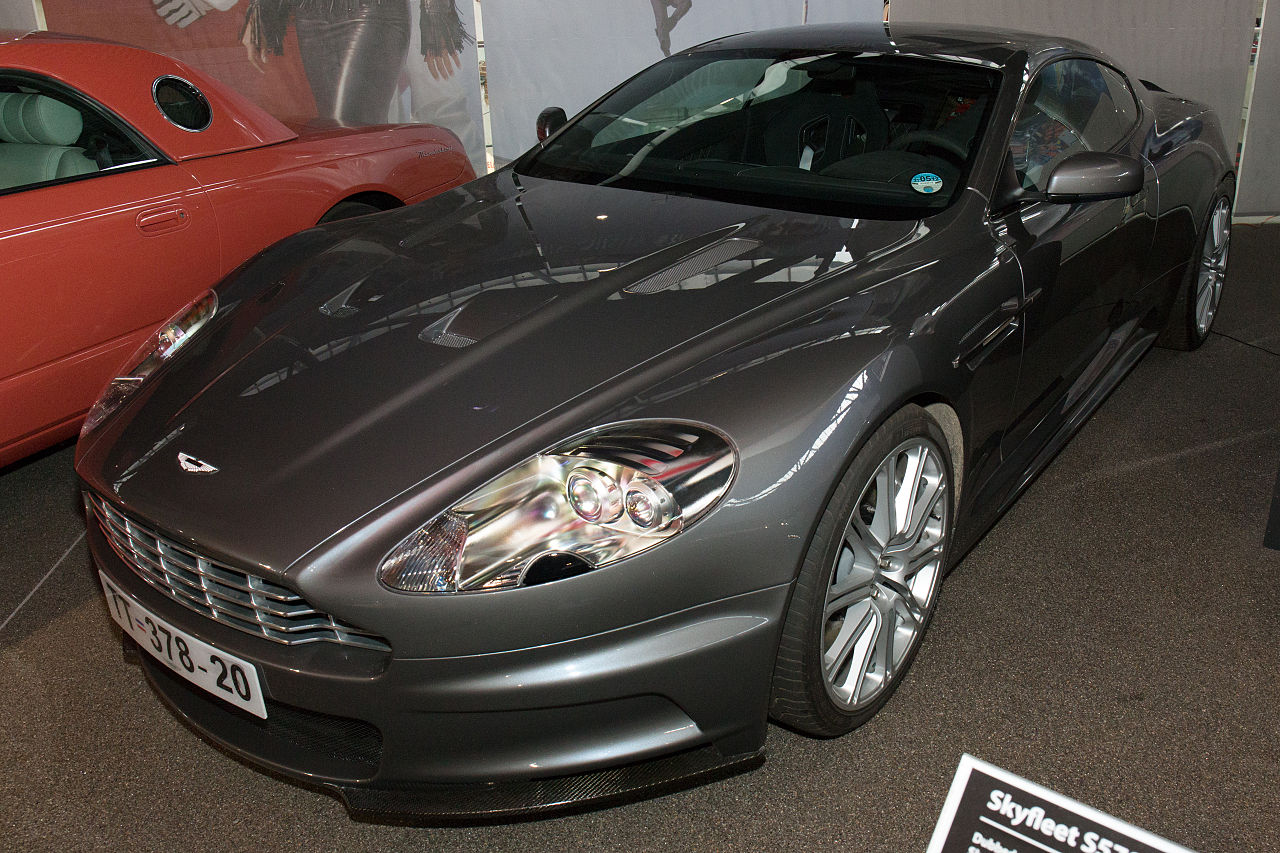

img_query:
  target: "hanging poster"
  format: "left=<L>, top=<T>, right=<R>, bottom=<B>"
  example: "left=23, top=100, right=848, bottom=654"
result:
left=39, top=0, right=485, bottom=169
left=482, top=0, right=815, bottom=162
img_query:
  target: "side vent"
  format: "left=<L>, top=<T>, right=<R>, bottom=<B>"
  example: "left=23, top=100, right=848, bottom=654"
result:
left=623, top=238, right=761, bottom=295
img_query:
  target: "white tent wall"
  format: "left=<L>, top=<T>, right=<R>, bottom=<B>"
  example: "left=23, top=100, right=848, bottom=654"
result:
left=0, top=0, right=40, bottom=31
left=1237, top=2, right=1279, bottom=216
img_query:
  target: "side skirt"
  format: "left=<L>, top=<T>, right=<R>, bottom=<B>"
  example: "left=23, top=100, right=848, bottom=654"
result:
left=950, top=325, right=1158, bottom=560
left=1000, top=326, right=1159, bottom=516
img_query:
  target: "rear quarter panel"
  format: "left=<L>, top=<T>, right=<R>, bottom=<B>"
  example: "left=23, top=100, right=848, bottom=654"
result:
left=184, top=125, right=473, bottom=276
left=1142, top=88, right=1233, bottom=287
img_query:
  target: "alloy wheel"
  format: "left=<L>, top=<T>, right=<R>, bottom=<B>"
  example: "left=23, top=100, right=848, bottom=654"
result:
left=821, top=437, right=948, bottom=710
left=1196, top=197, right=1231, bottom=337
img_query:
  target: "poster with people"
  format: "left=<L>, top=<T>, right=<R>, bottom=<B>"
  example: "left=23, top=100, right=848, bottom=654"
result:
left=39, top=0, right=485, bottom=171
left=481, top=0, right=883, bottom=163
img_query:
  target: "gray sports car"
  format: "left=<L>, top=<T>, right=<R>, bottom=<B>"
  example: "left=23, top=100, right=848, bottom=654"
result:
left=75, top=23, right=1233, bottom=819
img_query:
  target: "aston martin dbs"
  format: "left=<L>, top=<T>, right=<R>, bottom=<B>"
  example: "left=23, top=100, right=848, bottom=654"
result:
left=75, top=23, right=1233, bottom=820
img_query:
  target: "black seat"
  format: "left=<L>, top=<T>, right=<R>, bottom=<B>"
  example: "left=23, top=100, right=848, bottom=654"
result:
left=758, top=81, right=890, bottom=172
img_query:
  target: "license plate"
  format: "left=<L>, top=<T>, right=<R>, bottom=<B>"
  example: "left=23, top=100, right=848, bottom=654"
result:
left=100, top=571, right=268, bottom=719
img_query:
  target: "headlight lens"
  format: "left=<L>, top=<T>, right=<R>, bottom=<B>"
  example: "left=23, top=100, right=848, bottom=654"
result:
left=566, top=467, right=624, bottom=523
left=378, top=422, right=736, bottom=594
left=81, top=290, right=218, bottom=436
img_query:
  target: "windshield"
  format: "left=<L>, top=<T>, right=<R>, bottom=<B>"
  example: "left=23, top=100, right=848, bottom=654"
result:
left=517, top=49, right=1001, bottom=219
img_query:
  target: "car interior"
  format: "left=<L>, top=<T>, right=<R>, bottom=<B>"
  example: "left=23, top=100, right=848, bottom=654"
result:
left=0, top=77, right=152, bottom=192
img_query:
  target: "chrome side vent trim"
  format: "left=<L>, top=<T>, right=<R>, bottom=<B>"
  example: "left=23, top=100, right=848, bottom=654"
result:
left=419, top=306, right=478, bottom=348
left=623, top=238, right=761, bottom=294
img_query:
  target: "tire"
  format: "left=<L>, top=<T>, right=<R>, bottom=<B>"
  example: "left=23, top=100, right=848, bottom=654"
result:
left=318, top=200, right=385, bottom=224
left=770, top=405, right=953, bottom=737
left=1157, top=183, right=1234, bottom=351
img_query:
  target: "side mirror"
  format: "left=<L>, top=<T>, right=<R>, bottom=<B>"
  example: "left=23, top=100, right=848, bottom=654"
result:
left=1044, top=152, right=1144, bottom=203
left=536, top=107, right=568, bottom=142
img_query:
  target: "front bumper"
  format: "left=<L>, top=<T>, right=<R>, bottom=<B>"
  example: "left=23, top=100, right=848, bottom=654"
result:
left=89, top=519, right=786, bottom=819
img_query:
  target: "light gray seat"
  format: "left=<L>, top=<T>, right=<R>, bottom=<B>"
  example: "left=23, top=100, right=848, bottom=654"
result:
left=0, top=92, right=97, bottom=189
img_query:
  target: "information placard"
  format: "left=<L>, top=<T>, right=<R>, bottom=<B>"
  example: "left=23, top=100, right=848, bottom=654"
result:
left=927, top=755, right=1198, bottom=853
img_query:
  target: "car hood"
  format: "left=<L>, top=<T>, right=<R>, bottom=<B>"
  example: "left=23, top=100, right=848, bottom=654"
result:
left=79, top=172, right=919, bottom=573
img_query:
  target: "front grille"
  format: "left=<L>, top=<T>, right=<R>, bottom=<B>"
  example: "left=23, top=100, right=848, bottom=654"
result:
left=88, top=493, right=390, bottom=652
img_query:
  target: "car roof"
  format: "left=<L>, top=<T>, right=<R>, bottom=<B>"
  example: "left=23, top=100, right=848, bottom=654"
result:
left=691, top=22, right=1108, bottom=72
left=0, top=31, right=294, bottom=159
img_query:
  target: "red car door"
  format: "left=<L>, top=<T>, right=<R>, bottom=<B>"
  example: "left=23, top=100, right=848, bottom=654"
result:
left=0, top=80, right=218, bottom=467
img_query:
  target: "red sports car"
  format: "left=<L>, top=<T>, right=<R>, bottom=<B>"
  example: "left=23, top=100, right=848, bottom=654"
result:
left=0, top=30, right=474, bottom=468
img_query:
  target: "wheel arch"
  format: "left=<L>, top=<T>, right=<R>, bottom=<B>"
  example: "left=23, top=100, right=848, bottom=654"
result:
left=331, top=190, right=404, bottom=214
left=916, top=397, right=965, bottom=506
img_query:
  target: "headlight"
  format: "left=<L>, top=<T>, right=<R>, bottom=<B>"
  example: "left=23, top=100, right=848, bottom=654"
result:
left=379, top=422, right=737, bottom=593
left=81, top=290, right=218, bottom=436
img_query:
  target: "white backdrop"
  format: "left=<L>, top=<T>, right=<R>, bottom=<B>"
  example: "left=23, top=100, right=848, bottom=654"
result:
left=804, top=0, right=883, bottom=24
left=482, top=0, right=883, bottom=162
left=0, top=0, right=38, bottom=30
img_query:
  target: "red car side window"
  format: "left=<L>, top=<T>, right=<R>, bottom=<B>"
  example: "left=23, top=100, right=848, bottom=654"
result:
left=0, top=74, right=154, bottom=193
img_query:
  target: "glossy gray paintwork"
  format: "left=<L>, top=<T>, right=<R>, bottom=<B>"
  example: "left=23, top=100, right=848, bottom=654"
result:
left=1043, top=152, right=1146, bottom=201
left=75, top=23, right=1233, bottom=806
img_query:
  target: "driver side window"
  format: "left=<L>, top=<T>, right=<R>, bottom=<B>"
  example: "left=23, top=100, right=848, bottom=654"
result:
left=1010, top=59, right=1138, bottom=191
left=0, top=74, right=154, bottom=193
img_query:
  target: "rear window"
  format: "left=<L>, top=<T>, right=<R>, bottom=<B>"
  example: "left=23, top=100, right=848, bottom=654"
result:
left=153, top=76, right=211, bottom=132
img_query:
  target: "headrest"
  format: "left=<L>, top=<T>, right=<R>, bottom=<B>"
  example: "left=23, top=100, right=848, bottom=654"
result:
left=0, top=143, right=98, bottom=189
left=0, top=93, right=84, bottom=146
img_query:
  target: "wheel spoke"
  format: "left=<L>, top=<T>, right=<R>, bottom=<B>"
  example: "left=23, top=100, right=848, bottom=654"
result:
left=872, top=457, right=895, bottom=545
left=824, top=574, right=873, bottom=622
left=891, top=446, right=927, bottom=540
left=823, top=600, right=878, bottom=694
left=907, top=543, right=943, bottom=574
left=843, top=521, right=880, bottom=570
left=869, top=595, right=895, bottom=690
left=891, top=585, right=925, bottom=633
left=1196, top=274, right=1214, bottom=329
left=900, top=478, right=946, bottom=553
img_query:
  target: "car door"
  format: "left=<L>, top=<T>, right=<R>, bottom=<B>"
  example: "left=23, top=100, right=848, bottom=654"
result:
left=998, top=57, right=1155, bottom=455
left=0, top=72, right=219, bottom=463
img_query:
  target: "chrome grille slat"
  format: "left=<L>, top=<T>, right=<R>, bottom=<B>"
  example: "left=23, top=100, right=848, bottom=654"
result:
left=88, top=493, right=390, bottom=652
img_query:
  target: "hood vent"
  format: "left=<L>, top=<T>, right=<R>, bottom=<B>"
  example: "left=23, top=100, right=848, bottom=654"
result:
left=623, top=238, right=761, bottom=295
left=420, top=307, right=478, bottom=348
left=420, top=289, right=557, bottom=349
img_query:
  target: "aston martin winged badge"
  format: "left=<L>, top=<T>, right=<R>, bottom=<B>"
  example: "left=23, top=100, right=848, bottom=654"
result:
left=177, top=452, right=219, bottom=475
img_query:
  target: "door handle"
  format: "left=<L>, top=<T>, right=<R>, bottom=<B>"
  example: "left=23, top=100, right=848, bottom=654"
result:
left=136, top=205, right=191, bottom=235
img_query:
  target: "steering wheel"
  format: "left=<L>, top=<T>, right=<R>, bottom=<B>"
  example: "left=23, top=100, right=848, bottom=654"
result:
left=887, top=130, right=968, bottom=164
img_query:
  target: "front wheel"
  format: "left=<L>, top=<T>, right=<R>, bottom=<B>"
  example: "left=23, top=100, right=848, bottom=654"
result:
left=770, top=405, right=953, bottom=737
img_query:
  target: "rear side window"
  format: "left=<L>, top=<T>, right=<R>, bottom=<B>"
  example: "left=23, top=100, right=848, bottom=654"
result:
left=153, top=76, right=212, bottom=132
left=1096, top=64, right=1139, bottom=138
left=0, top=74, right=155, bottom=193
left=1010, top=58, right=1140, bottom=191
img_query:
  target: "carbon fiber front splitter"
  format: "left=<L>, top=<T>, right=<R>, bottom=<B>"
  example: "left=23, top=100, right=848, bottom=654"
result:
left=333, top=746, right=765, bottom=824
